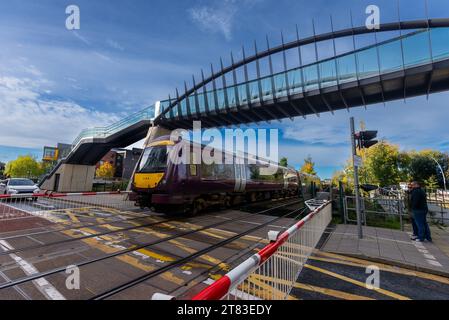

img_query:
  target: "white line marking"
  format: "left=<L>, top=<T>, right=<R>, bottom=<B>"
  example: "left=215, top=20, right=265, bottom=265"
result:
left=0, top=240, right=66, bottom=300
left=423, top=253, right=436, bottom=260
left=427, top=260, right=443, bottom=267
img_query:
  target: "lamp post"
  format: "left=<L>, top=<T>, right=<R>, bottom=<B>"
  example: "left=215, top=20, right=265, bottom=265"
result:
left=430, top=156, right=447, bottom=192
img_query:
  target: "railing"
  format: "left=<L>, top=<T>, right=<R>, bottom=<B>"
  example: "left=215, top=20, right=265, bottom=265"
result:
left=343, top=188, right=449, bottom=228
left=71, top=105, right=156, bottom=149
left=0, top=191, right=135, bottom=224
left=189, top=201, right=331, bottom=300
left=160, top=27, right=449, bottom=119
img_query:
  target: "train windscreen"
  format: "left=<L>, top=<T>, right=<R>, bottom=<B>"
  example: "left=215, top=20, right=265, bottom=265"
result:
left=138, top=146, right=169, bottom=173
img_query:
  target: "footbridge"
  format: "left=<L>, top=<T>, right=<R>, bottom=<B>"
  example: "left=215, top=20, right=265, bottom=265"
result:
left=39, top=18, right=449, bottom=191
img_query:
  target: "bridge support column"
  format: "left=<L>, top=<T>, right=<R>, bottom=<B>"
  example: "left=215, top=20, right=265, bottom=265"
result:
left=41, top=164, right=96, bottom=192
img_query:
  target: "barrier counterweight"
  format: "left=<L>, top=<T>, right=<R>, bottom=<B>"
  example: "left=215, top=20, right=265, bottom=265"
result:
left=192, top=201, right=332, bottom=300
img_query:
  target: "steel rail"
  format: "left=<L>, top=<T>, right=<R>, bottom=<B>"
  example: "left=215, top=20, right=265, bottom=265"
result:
left=91, top=205, right=305, bottom=300
left=0, top=211, right=152, bottom=241
left=0, top=197, right=295, bottom=242
left=0, top=199, right=303, bottom=291
left=0, top=197, right=301, bottom=257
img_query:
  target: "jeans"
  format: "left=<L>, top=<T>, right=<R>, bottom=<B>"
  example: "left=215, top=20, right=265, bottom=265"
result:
left=410, top=217, right=419, bottom=237
left=413, top=210, right=432, bottom=241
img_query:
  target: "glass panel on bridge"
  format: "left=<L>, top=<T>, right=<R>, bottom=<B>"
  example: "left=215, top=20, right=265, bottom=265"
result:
left=431, top=27, right=449, bottom=61
left=248, top=80, right=260, bottom=103
left=337, top=53, right=357, bottom=84
left=378, top=40, right=403, bottom=73
left=319, top=59, right=337, bottom=88
left=216, top=88, right=226, bottom=110
left=237, top=84, right=248, bottom=104
left=274, top=73, right=287, bottom=97
left=227, top=87, right=236, bottom=108
left=303, top=65, right=319, bottom=91
left=403, top=30, right=431, bottom=67
left=287, top=69, right=302, bottom=94
left=357, top=46, right=380, bottom=79
left=260, top=77, right=273, bottom=99
left=197, top=93, right=206, bottom=113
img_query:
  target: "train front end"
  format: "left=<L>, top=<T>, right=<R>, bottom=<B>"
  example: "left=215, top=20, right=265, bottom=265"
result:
left=131, top=140, right=174, bottom=209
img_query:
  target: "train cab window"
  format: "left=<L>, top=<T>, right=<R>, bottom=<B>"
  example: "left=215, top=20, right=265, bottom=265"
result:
left=138, top=146, right=169, bottom=173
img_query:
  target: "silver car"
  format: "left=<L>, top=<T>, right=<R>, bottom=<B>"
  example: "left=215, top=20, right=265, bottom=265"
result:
left=0, top=178, right=41, bottom=196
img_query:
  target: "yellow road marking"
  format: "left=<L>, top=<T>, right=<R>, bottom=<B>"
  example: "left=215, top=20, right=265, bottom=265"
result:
left=245, top=275, right=298, bottom=300
left=252, top=274, right=374, bottom=300
left=314, top=251, right=449, bottom=286
left=66, top=211, right=80, bottom=224
left=125, top=221, right=230, bottom=271
left=304, top=264, right=410, bottom=300
left=61, top=229, right=185, bottom=286
left=294, top=282, right=374, bottom=300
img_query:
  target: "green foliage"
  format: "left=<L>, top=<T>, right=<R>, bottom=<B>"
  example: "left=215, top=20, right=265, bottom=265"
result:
left=279, top=157, right=288, bottom=167
left=5, top=155, right=45, bottom=178
left=300, top=155, right=317, bottom=175
left=334, top=141, right=449, bottom=189
left=424, top=175, right=439, bottom=189
left=96, top=162, right=115, bottom=179
left=363, top=141, right=403, bottom=186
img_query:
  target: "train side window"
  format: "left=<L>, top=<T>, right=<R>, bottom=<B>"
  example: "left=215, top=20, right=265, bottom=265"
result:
left=215, top=164, right=234, bottom=180
left=201, top=163, right=216, bottom=180
left=190, top=165, right=197, bottom=176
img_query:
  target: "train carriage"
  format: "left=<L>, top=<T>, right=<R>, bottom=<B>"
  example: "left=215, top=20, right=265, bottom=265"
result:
left=131, top=136, right=317, bottom=214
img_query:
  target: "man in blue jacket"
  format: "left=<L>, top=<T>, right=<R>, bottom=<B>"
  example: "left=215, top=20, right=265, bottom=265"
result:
left=410, top=181, right=432, bottom=242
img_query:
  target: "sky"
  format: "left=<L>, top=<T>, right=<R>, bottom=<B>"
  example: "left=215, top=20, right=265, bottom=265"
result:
left=1, top=0, right=449, bottom=178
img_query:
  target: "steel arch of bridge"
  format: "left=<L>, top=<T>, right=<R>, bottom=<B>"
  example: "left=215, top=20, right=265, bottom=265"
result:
left=154, top=18, right=449, bottom=129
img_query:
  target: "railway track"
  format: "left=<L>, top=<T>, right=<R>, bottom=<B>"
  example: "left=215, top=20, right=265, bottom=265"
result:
left=0, top=197, right=305, bottom=299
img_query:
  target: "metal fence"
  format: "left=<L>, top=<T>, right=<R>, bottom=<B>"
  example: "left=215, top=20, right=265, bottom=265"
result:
left=190, top=201, right=332, bottom=300
left=343, top=188, right=449, bottom=228
left=0, top=191, right=135, bottom=223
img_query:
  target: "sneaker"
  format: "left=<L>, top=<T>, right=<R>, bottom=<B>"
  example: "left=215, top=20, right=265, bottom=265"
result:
left=411, top=235, right=418, bottom=240
left=414, top=239, right=423, bottom=242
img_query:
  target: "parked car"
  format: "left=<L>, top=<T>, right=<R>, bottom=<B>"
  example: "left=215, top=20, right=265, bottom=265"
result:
left=0, top=178, right=41, bottom=198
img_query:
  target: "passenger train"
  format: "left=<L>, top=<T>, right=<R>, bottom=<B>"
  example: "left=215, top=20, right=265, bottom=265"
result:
left=130, top=136, right=320, bottom=214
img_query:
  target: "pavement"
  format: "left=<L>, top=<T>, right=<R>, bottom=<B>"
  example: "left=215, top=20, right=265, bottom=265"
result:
left=321, top=224, right=449, bottom=277
left=294, top=249, right=449, bottom=300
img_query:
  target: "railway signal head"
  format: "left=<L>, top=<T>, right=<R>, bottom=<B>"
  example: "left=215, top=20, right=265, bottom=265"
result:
left=357, top=130, right=378, bottom=149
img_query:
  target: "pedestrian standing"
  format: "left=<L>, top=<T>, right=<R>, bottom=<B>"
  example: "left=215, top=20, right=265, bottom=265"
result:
left=406, top=182, right=419, bottom=240
left=410, top=181, right=432, bottom=242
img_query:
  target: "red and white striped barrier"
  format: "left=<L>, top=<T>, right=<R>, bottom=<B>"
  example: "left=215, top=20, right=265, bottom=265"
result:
left=191, top=201, right=331, bottom=300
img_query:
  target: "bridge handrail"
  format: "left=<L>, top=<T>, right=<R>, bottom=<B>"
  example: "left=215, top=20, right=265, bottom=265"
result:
left=190, top=201, right=332, bottom=300
left=71, top=105, right=156, bottom=148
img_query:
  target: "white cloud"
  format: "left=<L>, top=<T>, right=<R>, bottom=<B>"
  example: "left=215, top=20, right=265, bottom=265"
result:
left=188, top=0, right=262, bottom=41
left=107, top=39, right=125, bottom=51
left=0, top=75, right=119, bottom=148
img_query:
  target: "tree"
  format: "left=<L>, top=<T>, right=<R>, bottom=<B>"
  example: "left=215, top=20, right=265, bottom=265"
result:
left=5, top=155, right=44, bottom=178
left=96, top=162, right=115, bottom=179
left=363, top=141, right=403, bottom=187
left=408, top=150, right=447, bottom=186
left=279, top=157, right=288, bottom=167
left=424, top=175, right=439, bottom=190
left=300, top=155, right=317, bottom=175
